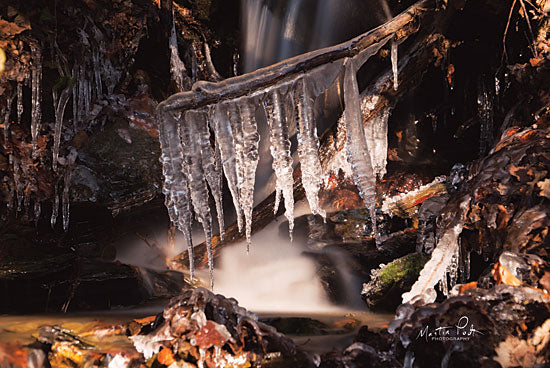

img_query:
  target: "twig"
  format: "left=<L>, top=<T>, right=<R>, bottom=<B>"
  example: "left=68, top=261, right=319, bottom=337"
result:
left=502, top=0, right=518, bottom=64
left=519, top=0, right=539, bottom=57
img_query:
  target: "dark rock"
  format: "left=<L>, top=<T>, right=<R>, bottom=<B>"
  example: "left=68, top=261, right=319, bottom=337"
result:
left=261, top=317, right=331, bottom=336
left=72, top=107, right=162, bottom=215
left=388, top=285, right=550, bottom=367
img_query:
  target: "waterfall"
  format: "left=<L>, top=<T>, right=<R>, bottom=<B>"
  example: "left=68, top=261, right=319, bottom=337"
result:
left=241, top=0, right=388, bottom=73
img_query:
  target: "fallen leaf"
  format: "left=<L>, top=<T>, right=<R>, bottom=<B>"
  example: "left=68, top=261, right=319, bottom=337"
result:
left=0, top=19, right=29, bottom=37
left=536, top=179, right=550, bottom=199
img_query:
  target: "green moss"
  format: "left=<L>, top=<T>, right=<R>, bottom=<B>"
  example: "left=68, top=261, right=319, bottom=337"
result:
left=378, top=253, right=429, bottom=286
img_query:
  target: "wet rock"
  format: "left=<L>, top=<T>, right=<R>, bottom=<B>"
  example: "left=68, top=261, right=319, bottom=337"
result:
left=72, top=103, right=162, bottom=215
left=388, top=285, right=550, bottom=367
left=362, top=253, right=429, bottom=311
left=261, top=317, right=331, bottom=336
left=130, top=288, right=316, bottom=367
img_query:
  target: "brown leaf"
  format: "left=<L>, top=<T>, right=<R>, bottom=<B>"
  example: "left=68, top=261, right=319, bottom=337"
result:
left=536, top=178, right=550, bottom=199
left=0, top=19, right=29, bottom=37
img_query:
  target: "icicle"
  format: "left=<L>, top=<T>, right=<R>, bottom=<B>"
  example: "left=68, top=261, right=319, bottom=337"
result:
left=72, top=64, right=78, bottom=126
left=52, top=85, right=73, bottom=171
left=212, top=103, right=243, bottom=232
left=92, top=48, right=103, bottom=99
left=12, top=157, right=23, bottom=213
left=3, top=94, right=14, bottom=151
left=477, top=76, right=494, bottom=157
left=263, top=88, right=294, bottom=239
left=226, top=102, right=247, bottom=234
left=30, top=45, right=42, bottom=156
left=16, top=81, right=23, bottom=124
left=342, top=58, right=377, bottom=240
left=78, top=64, right=87, bottom=124
left=200, top=110, right=225, bottom=241
left=391, top=40, right=398, bottom=91
left=402, top=198, right=470, bottom=304
left=294, top=77, right=326, bottom=219
left=363, top=107, right=390, bottom=178
left=62, top=149, right=77, bottom=232
left=62, top=169, right=71, bottom=232
left=341, top=38, right=391, bottom=244
left=169, top=6, right=189, bottom=91
left=182, top=110, right=214, bottom=288
left=235, top=98, right=260, bottom=251
left=34, top=201, right=41, bottom=226
left=157, top=108, right=195, bottom=280
left=51, top=181, right=60, bottom=229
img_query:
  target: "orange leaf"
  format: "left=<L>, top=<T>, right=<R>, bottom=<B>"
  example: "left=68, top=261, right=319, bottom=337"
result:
left=458, top=281, right=478, bottom=294
left=493, top=262, right=522, bottom=287
left=158, top=347, right=175, bottom=366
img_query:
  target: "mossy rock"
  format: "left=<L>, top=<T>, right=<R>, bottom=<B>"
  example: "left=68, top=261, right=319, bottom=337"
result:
left=361, top=252, right=429, bottom=311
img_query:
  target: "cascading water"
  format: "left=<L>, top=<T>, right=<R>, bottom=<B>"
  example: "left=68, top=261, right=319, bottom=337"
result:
left=241, top=0, right=390, bottom=73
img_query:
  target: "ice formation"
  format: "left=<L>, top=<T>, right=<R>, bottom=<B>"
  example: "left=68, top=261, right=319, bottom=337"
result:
left=262, top=89, right=294, bottom=236
left=157, top=29, right=399, bottom=286
left=402, top=197, right=471, bottom=304
left=391, top=40, right=398, bottom=90
left=30, top=45, right=42, bottom=157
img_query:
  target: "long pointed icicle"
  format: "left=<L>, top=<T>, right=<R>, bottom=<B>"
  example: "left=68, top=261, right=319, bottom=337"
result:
left=212, top=103, right=243, bottom=232
left=294, top=77, right=326, bottom=218
left=51, top=179, right=60, bottom=228
left=236, top=98, right=260, bottom=251
left=158, top=108, right=195, bottom=280
left=52, top=85, right=73, bottom=171
left=183, top=110, right=214, bottom=288
left=263, top=89, right=295, bottom=238
left=201, top=110, right=225, bottom=241
left=169, top=6, right=189, bottom=91
left=16, top=82, right=23, bottom=124
left=62, top=149, right=78, bottom=232
left=227, top=103, right=247, bottom=233
left=343, top=58, right=377, bottom=241
left=30, top=45, right=42, bottom=157
left=391, top=40, right=398, bottom=91
left=3, top=94, right=14, bottom=151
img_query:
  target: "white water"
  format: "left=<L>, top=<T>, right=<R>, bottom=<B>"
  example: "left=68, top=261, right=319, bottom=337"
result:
left=241, top=0, right=389, bottom=73
left=212, top=201, right=345, bottom=313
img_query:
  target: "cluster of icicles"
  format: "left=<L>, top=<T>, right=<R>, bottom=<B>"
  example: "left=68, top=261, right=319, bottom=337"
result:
left=161, top=31, right=400, bottom=288
left=3, top=30, right=121, bottom=231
